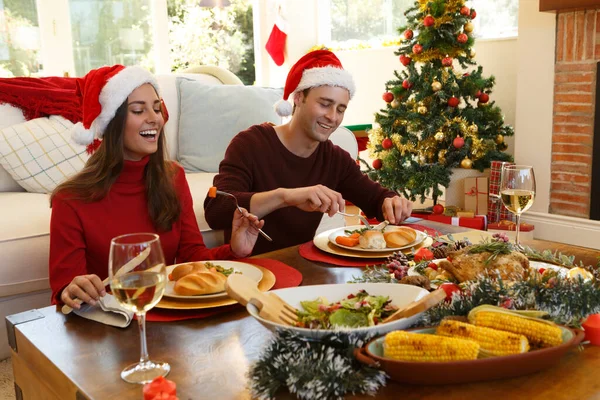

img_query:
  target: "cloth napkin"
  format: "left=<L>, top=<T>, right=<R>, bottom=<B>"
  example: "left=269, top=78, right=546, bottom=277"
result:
left=73, top=294, right=134, bottom=328
left=299, top=223, right=443, bottom=267
left=146, top=258, right=302, bottom=322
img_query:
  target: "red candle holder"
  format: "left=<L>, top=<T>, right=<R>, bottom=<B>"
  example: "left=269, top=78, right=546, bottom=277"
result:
left=582, top=314, right=600, bottom=345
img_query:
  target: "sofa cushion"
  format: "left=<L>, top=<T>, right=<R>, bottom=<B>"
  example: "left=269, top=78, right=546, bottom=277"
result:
left=0, top=116, right=89, bottom=193
left=0, top=103, right=27, bottom=192
left=176, top=78, right=283, bottom=172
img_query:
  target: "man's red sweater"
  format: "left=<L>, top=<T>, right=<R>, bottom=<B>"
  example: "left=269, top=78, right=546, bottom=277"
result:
left=49, top=156, right=233, bottom=303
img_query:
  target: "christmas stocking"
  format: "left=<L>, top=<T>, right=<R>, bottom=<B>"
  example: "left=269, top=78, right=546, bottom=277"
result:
left=265, top=14, right=288, bottom=66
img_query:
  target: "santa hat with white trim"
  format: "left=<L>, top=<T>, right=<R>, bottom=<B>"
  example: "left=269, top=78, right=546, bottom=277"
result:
left=274, top=49, right=355, bottom=117
left=71, top=65, right=161, bottom=146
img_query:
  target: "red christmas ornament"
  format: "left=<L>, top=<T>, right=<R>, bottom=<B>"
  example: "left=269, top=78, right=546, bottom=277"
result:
left=479, top=93, right=490, bottom=103
left=399, top=55, right=412, bottom=66
left=471, top=10, right=477, bottom=19
left=475, top=90, right=482, bottom=98
left=457, top=33, right=468, bottom=44
left=373, top=159, right=383, bottom=170
left=432, top=204, right=444, bottom=215
left=442, top=57, right=453, bottom=67
left=402, top=79, right=412, bottom=89
left=382, top=138, right=393, bottom=149
left=382, top=92, right=394, bottom=103
left=404, top=29, right=413, bottom=39
left=460, top=6, right=470, bottom=16
left=463, top=72, right=470, bottom=77
left=412, top=44, right=423, bottom=54
left=423, top=15, right=435, bottom=27
left=453, top=136, right=465, bottom=149
left=448, top=96, right=460, bottom=107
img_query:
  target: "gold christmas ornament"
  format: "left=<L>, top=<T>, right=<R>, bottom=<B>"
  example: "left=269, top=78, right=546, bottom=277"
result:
left=460, top=157, right=473, bottom=169
left=434, top=131, right=444, bottom=141
left=470, top=49, right=476, bottom=58
left=391, top=99, right=400, bottom=108
left=495, top=134, right=504, bottom=144
left=468, top=124, right=478, bottom=134
left=418, top=106, right=428, bottom=114
left=431, top=81, right=442, bottom=92
left=393, top=119, right=402, bottom=127
left=464, top=22, right=474, bottom=33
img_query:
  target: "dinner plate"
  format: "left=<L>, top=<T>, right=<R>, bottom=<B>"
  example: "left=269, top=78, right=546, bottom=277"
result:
left=246, top=283, right=429, bottom=339
left=314, top=225, right=434, bottom=259
left=407, top=259, right=570, bottom=288
left=155, top=265, right=275, bottom=310
left=356, top=325, right=584, bottom=385
left=164, top=261, right=263, bottom=300
left=328, top=225, right=427, bottom=252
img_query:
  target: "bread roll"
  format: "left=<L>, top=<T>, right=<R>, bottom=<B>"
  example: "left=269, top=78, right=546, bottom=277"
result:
left=170, top=262, right=207, bottom=281
left=384, top=227, right=417, bottom=247
left=174, top=271, right=227, bottom=295
left=359, top=230, right=387, bottom=249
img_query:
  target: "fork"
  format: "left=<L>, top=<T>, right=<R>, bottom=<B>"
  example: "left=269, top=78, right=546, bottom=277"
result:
left=216, top=190, right=273, bottom=242
left=225, top=274, right=298, bottom=325
left=336, top=211, right=372, bottom=229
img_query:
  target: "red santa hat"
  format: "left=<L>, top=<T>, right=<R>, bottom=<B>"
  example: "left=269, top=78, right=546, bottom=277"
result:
left=71, top=65, right=161, bottom=146
left=274, top=49, right=355, bottom=117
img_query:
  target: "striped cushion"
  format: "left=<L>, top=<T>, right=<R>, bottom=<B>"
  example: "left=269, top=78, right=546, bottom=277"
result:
left=0, top=116, right=89, bottom=193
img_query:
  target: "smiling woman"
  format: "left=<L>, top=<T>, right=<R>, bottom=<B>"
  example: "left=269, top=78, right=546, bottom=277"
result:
left=123, top=84, right=165, bottom=161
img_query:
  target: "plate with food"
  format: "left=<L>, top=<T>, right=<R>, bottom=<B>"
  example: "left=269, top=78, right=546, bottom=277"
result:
left=355, top=305, right=584, bottom=385
left=246, top=283, right=429, bottom=339
left=164, top=261, right=263, bottom=300
left=328, top=225, right=427, bottom=252
left=407, top=246, right=571, bottom=288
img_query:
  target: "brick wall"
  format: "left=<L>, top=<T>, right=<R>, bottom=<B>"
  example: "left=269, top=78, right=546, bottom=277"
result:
left=551, top=10, right=598, bottom=218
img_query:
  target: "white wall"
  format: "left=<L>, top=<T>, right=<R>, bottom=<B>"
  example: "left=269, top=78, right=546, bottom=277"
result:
left=514, top=0, right=556, bottom=214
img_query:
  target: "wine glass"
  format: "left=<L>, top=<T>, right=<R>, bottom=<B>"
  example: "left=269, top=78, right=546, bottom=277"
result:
left=109, top=233, right=169, bottom=384
left=499, top=165, right=536, bottom=247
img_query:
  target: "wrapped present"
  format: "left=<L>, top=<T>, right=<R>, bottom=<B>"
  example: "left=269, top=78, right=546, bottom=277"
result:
left=464, top=177, right=488, bottom=215
left=488, top=161, right=514, bottom=223
left=428, top=214, right=487, bottom=230
left=488, top=220, right=535, bottom=241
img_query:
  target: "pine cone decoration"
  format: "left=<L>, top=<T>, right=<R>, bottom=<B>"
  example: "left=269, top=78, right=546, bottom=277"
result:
left=452, top=239, right=472, bottom=251
left=431, top=244, right=451, bottom=259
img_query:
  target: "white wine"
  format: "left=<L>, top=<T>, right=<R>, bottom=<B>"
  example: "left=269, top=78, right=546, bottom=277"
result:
left=112, top=271, right=166, bottom=313
left=501, top=189, right=535, bottom=215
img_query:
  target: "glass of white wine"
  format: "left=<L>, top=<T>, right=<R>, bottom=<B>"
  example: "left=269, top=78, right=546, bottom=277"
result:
left=500, top=165, right=536, bottom=247
left=109, top=233, right=169, bottom=384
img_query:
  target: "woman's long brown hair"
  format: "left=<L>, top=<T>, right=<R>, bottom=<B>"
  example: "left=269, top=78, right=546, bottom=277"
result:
left=50, top=98, right=181, bottom=232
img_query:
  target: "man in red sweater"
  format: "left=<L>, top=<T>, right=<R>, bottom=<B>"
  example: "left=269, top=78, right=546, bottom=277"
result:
left=204, top=50, right=412, bottom=255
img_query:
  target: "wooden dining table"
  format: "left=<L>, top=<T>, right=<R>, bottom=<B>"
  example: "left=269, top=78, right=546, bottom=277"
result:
left=7, top=221, right=600, bottom=400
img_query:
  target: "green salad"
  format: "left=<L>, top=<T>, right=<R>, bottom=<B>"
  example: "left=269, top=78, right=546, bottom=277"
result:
left=204, top=262, right=236, bottom=276
left=295, top=290, right=398, bottom=329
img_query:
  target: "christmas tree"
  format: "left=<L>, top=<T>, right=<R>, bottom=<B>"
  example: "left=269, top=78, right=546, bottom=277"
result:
left=365, top=0, right=514, bottom=203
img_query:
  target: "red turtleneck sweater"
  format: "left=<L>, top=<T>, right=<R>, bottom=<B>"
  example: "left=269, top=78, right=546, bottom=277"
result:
left=49, top=157, right=233, bottom=303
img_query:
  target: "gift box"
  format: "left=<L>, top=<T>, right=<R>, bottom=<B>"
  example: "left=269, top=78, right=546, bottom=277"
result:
left=428, top=214, right=487, bottom=230
left=464, top=177, right=488, bottom=216
left=488, top=220, right=535, bottom=241
left=488, top=161, right=514, bottom=223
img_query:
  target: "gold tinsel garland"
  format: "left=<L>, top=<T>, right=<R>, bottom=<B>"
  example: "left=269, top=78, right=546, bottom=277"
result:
left=412, top=48, right=467, bottom=63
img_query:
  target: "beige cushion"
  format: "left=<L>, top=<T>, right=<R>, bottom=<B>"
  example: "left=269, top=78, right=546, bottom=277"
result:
left=0, top=116, right=89, bottom=193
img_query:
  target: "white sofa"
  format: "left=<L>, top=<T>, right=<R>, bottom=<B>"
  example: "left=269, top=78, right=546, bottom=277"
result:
left=0, top=67, right=358, bottom=360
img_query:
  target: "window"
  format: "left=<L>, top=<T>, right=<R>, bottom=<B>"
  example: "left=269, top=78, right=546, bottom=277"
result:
left=320, top=0, right=518, bottom=50
left=0, top=0, right=255, bottom=83
left=0, top=0, right=42, bottom=77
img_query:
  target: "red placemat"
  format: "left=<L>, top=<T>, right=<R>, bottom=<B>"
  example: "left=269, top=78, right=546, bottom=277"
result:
left=146, top=258, right=302, bottom=322
left=299, top=224, right=442, bottom=267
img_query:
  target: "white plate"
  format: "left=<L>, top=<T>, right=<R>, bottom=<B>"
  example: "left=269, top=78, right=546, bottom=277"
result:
left=247, top=283, right=429, bottom=339
left=164, top=261, right=263, bottom=300
left=328, top=225, right=427, bottom=252
left=408, top=259, right=569, bottom=288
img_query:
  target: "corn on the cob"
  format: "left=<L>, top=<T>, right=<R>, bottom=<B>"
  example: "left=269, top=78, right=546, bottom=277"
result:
left=383, top=330, right=479, bottom=362
left=436, top=319, right=529, bottom=356
left=468, top=306, right=563, bottom=349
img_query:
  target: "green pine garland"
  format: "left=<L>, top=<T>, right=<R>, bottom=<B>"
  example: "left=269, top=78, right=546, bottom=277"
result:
left=248, top=330, right=386, bottom=400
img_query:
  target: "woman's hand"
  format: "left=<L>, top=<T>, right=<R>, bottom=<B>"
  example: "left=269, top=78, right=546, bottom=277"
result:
left=230, top=207, right=265, bottom=258
left=61, top=274, right=106, bottom=310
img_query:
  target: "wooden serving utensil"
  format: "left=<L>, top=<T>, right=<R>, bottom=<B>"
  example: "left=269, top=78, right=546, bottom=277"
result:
left=382, top=288, right=446, bottom=324
left=225, top=274, right=298, bottom=326
left=61, top=247, right=152, bottom=315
